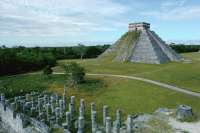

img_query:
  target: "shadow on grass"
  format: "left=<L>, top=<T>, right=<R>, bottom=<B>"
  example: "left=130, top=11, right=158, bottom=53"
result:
left=77, top=78, right=107, bottom=92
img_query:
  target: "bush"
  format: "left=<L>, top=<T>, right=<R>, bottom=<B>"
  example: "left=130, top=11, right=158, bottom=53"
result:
left=170, top=44, right=200, bottom=53
left=43, top=65, right=53, bottom=76
left=0, top=46, right=56, bottom=76
left=63, top=62, right=85, bottom=85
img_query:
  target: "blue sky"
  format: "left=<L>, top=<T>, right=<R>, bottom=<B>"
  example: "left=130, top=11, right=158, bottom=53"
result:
left=0, top=0, right=200, bottom=47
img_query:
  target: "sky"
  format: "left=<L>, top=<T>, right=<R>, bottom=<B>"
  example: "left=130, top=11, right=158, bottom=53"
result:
left=0, top=0, right=200, bottom=47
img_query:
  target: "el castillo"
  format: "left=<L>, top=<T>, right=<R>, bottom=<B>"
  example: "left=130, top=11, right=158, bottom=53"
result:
left=1, top=1, right=200, bottom=133
left=100, top=22, right=182, bottom=64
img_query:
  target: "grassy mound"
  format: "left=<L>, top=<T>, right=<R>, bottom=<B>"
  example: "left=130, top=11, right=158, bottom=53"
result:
left=99, top=31, right=141, bottom=61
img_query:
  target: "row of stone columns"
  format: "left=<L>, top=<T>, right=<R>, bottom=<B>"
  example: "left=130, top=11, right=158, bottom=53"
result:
left=0, top=91, right=134, bottom=133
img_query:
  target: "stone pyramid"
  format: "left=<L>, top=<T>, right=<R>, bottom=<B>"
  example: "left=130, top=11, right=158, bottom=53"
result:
left=99, top=22, right=182, bottom=64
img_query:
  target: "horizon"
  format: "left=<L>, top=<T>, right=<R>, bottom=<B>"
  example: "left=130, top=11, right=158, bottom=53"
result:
left=1, top=0, right=200, bottom=47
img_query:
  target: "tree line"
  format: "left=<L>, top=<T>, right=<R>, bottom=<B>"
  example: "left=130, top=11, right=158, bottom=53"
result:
left=170, top=44, right=200, bottom=53
left=0, top=44, right=109, bottom=76
left=1, top=44, right=199, bottom=76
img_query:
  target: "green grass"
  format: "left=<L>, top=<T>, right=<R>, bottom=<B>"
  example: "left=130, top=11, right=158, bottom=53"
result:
left=99, top=31, right=141, bottom=61
left=55, top=52, right=200, bottom=92
left=0, top=74, right=67, bottom=97
left=1, top=52, right=200, bottom=132
left=0, top=74, right=200, bottom=120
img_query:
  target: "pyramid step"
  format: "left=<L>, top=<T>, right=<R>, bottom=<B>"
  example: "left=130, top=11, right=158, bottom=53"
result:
left=99, top=23, right=182, bottom=64
left=148, top=31, right=182, bottom=61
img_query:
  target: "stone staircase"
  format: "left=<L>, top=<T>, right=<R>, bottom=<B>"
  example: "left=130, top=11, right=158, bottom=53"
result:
left=130, top=30, right=170, bottom=64
left=149, top=31, right=182, bottom=61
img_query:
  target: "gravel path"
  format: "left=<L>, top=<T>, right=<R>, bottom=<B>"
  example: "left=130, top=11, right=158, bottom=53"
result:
left=168, top=118, right=200, bottom=133
left=54, top=72, right=200, bottom=98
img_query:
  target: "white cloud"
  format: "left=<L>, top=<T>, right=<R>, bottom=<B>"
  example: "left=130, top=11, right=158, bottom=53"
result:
left=141, top=0, right=200, bottom=21
left=161, top=0, right=187, bottom=9
left=0, top=0, right=129, bottom=36
left=142, top=6, right=200, bottom=20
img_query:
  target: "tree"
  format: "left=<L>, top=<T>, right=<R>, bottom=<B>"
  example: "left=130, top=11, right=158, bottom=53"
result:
left=63, top=62, right=85, bottom=85
left=85, top=46, right=102, bottom=58
left=43, top=65, right=53, bottom=77
left=77, top=44, right=86, bottom=59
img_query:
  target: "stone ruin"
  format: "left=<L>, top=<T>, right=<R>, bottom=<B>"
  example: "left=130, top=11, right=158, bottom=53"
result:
left=0, top=87, right=135, bottom=133
left=176, top=105, right=193, bottom=121
left=99, top=22, right=183, bottom=64
left=0, top=87, right=194, bottom=133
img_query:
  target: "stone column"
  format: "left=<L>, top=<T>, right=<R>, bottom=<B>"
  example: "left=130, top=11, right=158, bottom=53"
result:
left=91, top=111, right=98, bottom=133
left=66, top=111, right=71, bottom=129
left=59, top=99, right=63, bottom=117
left=0, top=93, right=5, bottom=104
left=91, top=102, right=96, bottom=113
left=0, top=93, right=2, bottom=101
left=46, top=103, right=51, bottom=122
left=37, top=99, right=41, bottom=113
left=103, top=105, right=109, bottom=127
left=63, top=95, right=66, bottom=110
left=5, top=99, right=9, bottom=106
left=70, top=96, right=75, bottom=112
left=71, top=96, right=75, bottom=104
left=25, top=94, right=30, bottom=101
left=113, top=123, right=120, bottom=133
left=31, top=99, right=34, bottom=108
left=63, top=85, right=67, bottom=110
left=113, top=109, right=121, bottom=133
left=55, top=107, right=60, bottom=124
left=60, top=107, right=63, bottom=118
left=50, top=96, right=55, bottom=104
left=126, top=115, right=132, bottom=133
left=55, top=94, right=59, bottom=106
left=116, top=109, right=122, bottom=127
left=80, top=99, right=85, bottom=111
left=69, top=103, right=74, bottom=120
left=106, top=117, right=112, bottom=133
left=51, top=104, right=55, bottom=114
left=44, top=94, right=48, bottom=104
left=79, top=99, right=85, bottom=117
left=14, top=96, right=18, bottom=103
left=77, top=116, right=85, bottom=133
left=31, top=100, right=36, bottom=116
left=10, top=102, right=16, bottom=111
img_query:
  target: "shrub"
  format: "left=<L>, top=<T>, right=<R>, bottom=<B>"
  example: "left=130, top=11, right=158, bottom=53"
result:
left=43, top=65, right=53, bottom=76
left=63, top=62, right=85, bottom=85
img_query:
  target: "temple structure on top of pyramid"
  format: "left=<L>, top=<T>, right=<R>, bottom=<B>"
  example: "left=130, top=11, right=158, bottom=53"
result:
left=99, top=22, right=183, bottom=64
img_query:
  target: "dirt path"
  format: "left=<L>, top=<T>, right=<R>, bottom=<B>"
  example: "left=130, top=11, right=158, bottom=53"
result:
left=4, top=72, right=200, bottom=98
left=53, top=72, right=200, bottom=98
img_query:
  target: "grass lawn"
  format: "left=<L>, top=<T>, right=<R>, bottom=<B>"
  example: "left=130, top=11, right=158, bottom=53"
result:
left=1, top=52, right=200, bottom=133
left=54, top=52, right=200, bottom=93
left=0, top=74, right=200, bottom=120
left=0, top=74, right=67, bottom=97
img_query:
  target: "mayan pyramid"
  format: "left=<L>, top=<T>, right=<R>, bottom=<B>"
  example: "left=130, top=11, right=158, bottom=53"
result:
left=99, top=22, right=182, bottom=64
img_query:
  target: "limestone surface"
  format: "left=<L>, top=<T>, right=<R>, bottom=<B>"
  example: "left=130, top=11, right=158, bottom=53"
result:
left=99, top=22, right=182, bottom=64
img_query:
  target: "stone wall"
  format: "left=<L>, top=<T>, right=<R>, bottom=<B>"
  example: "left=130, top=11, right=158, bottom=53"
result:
left=0, top=101, right=50, bottom=133
left=0, top=103, right=25, bottom=133
left=29, top=118, right=50, bottom=133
